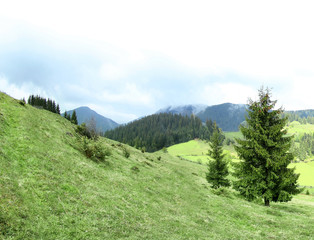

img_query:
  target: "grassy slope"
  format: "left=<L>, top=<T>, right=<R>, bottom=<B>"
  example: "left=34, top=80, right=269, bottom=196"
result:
left=1, top=92, right=314, bottom=239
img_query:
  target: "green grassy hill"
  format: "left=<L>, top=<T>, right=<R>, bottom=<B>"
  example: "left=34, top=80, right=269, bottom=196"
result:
left=1, top=92, right=313, bottom=239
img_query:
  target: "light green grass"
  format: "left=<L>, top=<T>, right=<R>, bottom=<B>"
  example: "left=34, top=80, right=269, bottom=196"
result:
left=1, top=92, right=314, bottom=239
left=290, top=161, right=314, bottom=186
left=287, top=121, right=314, bottom=136
left=224, top=131, right=243, bottom=140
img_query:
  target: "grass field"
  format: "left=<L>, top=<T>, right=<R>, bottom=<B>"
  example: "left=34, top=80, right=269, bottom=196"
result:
left=1, top=92, right=314, bottom=239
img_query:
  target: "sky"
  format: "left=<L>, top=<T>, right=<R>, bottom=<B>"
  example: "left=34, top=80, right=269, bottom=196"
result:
left=1, top=0, right=314, bottom=123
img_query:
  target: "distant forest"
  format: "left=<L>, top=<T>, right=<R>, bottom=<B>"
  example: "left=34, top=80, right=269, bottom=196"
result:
left=105, top=113, right=221, bottom=152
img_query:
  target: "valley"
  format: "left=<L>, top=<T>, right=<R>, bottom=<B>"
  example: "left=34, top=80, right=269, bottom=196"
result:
left=0, top=92, right=313, bottom=239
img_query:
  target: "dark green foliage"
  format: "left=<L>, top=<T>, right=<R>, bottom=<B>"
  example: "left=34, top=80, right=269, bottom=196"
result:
left=66, top=112, right=71, bottom=121
left=291, top=133, right=314, bottom=161
left=233, top=87, right=301, bottom=206
left=285, top=110, right=314, bottom=124
left=71, top=110, right=78, bottom=125
left=122, top=147, right=130, bottom=158
left=306, top=190, right=310, bottom=195
left=27, top=94, right=60, bottom=114
left=206, top=129, right=230, bottom=189
left=19, top=98, right=26, bottom=106
left=105, top=113, right=217, bottom=152
left=76, top=123, right=93, bottom=139
left=82, top=137, right=111, bottom=162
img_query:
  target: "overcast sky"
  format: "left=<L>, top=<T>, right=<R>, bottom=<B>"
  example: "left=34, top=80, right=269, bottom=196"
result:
left=1, top=0, right=314, bottom=123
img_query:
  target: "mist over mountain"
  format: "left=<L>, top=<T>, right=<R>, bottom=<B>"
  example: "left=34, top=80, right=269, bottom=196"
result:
left=157, top=103, right=247, bottom=132
left=65, top=106, right=119, bottom=132
left=156, top=104, right=207, bottom=116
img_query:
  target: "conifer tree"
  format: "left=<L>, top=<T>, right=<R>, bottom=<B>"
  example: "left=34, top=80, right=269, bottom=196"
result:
left=56, top=104, right=60, bottom=115
left=206, top=128, right=230, bottom=189
left=233, top=87, right=301, bottom=206
left=71, top=110, right=78, bottom=125
left=64, top=111, right=68, bottom=120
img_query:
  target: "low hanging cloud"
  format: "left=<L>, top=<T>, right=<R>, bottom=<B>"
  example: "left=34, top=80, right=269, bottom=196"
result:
left=2, top=1, right=314, bottom=123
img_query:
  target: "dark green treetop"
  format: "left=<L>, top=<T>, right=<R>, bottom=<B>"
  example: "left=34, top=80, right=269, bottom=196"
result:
left=233, top=87, right=301, bottom=206
left=71, top=110, right=78, bottom=125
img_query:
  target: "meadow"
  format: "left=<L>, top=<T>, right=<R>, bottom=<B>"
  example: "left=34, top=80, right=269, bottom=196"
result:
left=1, top=92, right=313, bottom=239
left=167, top=134, right=314, bottom=188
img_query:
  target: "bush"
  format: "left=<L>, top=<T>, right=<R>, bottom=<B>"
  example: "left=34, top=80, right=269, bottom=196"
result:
left=76, top=123, right=92, bottom=139
left=122, top=147, right=130, bottom=158
left=306, top=190, right=310, bottom=195
left=82, top=137, right=111, bottom=162
left=19, top=98, right=26, bottom=106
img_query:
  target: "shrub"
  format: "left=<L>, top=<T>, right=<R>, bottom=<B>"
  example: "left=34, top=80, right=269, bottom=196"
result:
left=82, top=137, right=111, bottom=162
left=306, top=190, right=310, bottom=195
left=76, top=123, right=92, bottom=139
left=19, top=98, right=26, bottom=106
left=122, top=147, right=130, bottom=158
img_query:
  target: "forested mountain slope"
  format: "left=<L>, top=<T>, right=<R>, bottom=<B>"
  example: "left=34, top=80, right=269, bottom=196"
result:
left=105, top=113, right=218, bottom=152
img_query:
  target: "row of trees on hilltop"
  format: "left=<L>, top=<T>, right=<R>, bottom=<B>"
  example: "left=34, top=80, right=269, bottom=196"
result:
left=64, top=110, right=78, bottom=125
left=105, top=113, right=222, bottom=152
left=28, top=95, right=60, bottom=114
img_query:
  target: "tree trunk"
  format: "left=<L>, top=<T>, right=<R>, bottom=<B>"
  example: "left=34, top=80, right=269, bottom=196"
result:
left=264, top=198, right=270, bottom=207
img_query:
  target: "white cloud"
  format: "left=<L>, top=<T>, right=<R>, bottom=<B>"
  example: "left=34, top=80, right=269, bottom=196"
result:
left=2, top=0, right=314, bottom=122
left=200, top=82, right=257, bottom=105
left=0, top=75, right=46, bottom=100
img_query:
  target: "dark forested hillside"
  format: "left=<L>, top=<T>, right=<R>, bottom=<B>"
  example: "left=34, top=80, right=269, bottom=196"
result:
left=285, top=110, right=314, bottom=124
left=105, top=113, right=219, bottom=152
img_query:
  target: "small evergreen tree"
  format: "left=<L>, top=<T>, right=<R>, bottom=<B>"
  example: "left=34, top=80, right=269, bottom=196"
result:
left=71, top=110, right=78, bottom=125
left=66, top=113, right=71, bottom=121
left=206, top=129, right=230, bottom=189
left=64, top=111, right=68, bottom=119
left=56, top=104, right=60, bottom=114
left=233, top=87, right=301, bottom=206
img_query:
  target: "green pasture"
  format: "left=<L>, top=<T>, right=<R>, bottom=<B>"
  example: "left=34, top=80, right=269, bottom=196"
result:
left=168, top=138, right=314, bottom=187
left=1, top=92, right=314, bottom=239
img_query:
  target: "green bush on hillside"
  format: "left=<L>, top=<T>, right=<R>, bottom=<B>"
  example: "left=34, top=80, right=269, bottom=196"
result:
left=82, top=137, right=111, bottom=162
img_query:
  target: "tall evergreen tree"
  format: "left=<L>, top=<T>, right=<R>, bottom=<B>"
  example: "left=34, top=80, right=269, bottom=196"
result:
left=233, top=87, right=301, bottom=206
left=206, top=129, right=230, bottom=189
left=71, top=110, right=78, bottom=125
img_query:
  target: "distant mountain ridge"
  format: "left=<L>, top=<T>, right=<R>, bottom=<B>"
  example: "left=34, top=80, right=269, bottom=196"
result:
left=65, top=106, right=119, bottom=132
left=156, top=104, right=207, bottom=116
left=157, top=103, right=247, bottom=132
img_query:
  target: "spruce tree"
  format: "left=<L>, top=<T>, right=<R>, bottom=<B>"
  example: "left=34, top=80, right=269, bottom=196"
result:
left=56, top=104, right=60, bottom=115
left=233, top=87, right=301, bottom=206
left=71, top=110, right=78, bottom=125
left=64, top=111, right=68, bottom=120
left=206, top=128, right=230, bottom=189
